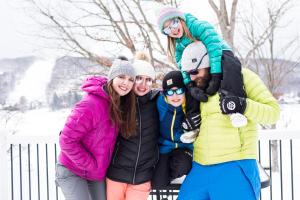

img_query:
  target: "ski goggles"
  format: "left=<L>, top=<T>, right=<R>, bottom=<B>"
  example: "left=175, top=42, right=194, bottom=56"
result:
left=164, top=88, right=185, bottom=96
left=135, top=76, right=153, bottom=86
left=186, top=52, right=208, bottom=75
left=163, top=18, right=180, bottom=35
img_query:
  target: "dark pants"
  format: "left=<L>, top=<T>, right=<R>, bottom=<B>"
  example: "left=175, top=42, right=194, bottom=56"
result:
left=220, top=50, right=246, bottom=98
left=151, top=148, right=192, bottom=189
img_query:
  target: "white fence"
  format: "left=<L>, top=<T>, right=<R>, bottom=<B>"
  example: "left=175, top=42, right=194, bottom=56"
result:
left=0, top=129, right=300, bottom=200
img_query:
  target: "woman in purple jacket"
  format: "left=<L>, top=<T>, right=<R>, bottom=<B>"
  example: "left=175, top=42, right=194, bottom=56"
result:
left=55, top=58, right=136, bottom=200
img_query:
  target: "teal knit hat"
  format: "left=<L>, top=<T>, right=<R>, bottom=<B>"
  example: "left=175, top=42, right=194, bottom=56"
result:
left=156, top=6, right=185, bottom=33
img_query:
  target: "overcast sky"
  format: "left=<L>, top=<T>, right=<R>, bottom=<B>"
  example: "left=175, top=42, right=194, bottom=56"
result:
left=0, top=0, right=299, bottom=60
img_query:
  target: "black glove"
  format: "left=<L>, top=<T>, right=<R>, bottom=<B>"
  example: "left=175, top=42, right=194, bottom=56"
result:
left=205, top=74, right=222, bottom=96
left=189, top=86, right=208, bottom=102
left=182, top=113, right=201, bottom=131
left=220, top=94, right=246, bottom=114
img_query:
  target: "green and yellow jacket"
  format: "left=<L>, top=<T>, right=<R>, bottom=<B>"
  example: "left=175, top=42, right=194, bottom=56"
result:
left=193, top=68, right=280, bottom=165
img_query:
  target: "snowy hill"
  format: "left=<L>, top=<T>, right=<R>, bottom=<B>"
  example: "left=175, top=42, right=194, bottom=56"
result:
left=0, top=56, right=108, bottom=110
left=1, top=56, right=299, bottom=110
left=0, top=56, right=36, bottom=105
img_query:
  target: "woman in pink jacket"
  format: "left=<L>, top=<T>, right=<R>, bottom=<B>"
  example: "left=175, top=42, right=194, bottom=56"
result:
left=55, top=58, right=136, bottom=200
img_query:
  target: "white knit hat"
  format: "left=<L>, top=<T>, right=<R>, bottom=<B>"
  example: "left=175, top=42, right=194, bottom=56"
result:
left=181, top=41, right=210, bottom=72
left=132, top=60, right=156, bottom=80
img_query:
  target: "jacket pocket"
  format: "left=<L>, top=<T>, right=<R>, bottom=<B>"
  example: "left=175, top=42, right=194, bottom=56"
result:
left=55, top=163, right=76, bottom=179
left=237, top=160, right=261, bottom=199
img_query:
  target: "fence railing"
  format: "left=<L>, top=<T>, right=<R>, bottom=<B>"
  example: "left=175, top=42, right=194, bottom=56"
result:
left=0, top=129, right=299, bottom=200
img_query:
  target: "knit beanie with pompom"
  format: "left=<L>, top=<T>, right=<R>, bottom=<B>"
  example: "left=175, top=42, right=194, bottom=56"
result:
left=132, top=51, right=156, bottom=80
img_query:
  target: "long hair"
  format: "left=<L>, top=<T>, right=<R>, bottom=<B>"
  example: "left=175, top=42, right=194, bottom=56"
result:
left=167, top=19, right=197, bottom=64
left=107, top=81, right=136, bottom=138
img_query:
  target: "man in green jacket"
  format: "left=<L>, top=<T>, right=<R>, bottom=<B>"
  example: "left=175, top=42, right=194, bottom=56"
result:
left=177, top=41, right=280, bottom=200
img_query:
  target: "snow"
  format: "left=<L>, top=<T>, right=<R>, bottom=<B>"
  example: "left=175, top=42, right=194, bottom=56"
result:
left=0, top=2, right=299, bottom=198
left=1, top=108, right=70, bottom=136
left=7, top=59, right=56, bottom=105
left=277, top=104, right=300, bottom=129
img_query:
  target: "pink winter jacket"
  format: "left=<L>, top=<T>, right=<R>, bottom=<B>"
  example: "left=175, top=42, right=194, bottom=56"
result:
left=58, top=76, right=118, bottom=181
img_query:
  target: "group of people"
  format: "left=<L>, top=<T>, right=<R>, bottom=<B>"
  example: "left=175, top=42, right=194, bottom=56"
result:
left=55, top=5, right=280, bottom=200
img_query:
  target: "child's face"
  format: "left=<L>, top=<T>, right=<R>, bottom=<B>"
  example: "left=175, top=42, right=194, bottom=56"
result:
left=163, top=18, right=183, bottom=38
left=133, top=75, right=153, bottom=96
left=112, top=75, right=134, bottom=96
left=165, top=87, right=185, bottom=107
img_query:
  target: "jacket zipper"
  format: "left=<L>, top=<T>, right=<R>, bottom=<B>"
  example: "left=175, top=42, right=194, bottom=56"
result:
left=171, top=110, right=178, bottom=148
left=112, top=141, right=119, bottom=164
left=132, top=98, right=142, bottom=184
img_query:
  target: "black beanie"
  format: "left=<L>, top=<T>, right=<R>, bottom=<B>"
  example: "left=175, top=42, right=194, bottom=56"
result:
left=162, top=71, right=185, bottom=91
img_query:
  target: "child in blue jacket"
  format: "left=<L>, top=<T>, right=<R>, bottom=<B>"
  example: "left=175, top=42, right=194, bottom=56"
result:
left=152, top=70, right=199, bottom=189
left=156, top=6, right=247, bottom=128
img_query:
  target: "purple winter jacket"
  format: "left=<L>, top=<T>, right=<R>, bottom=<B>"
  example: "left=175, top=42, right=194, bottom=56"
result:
left=58, top=76, right=118, bottom=181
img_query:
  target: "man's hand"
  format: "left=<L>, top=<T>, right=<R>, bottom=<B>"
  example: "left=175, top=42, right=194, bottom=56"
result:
left=182, top=114, right=201, bottom=132
left=220, top=95, right=246, bottom=114
left=206, top=74, right=222, bottom=96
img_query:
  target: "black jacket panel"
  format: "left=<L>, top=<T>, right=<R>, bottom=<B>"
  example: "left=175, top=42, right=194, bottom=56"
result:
left=107, top=90, right=160, bottom=184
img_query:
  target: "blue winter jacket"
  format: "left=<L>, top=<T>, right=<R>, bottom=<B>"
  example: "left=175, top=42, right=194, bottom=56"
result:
left=156, top=94, right=193, bottom=154
left=175, top=13, right=231, bottom=84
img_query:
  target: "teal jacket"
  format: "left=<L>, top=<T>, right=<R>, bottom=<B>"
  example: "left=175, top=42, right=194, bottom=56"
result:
left=156, top=94, right=193, bottom=154
left=175, top=13, right=231, bottom=84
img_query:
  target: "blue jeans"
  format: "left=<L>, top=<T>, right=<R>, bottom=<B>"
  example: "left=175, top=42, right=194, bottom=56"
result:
left=178, top=160, right=260, bottom=200
left=55, top=163, right=106, bottom=200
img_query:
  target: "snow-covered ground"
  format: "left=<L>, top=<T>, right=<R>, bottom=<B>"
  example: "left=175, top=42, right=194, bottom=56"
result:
left=277, top=103, right=300, bottom=129
left=1, top=108, right=70, bottom=136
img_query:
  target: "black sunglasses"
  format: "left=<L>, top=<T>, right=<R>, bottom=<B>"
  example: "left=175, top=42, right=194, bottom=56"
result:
left=187, top=52, right=208, bottom=75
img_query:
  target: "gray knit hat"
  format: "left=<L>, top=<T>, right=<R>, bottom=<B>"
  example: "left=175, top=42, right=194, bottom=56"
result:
left=107, top=59, right=136, bottom=82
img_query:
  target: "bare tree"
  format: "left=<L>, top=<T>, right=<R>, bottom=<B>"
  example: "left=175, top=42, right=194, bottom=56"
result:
left=209, top=0, right=299, bottom=172
left=208, top=0, right=238, bottom=48
left=208, top=1, right=299, bottom=91
left=240, top=1, right=299, bottom=94
left=24, top=0, right=178, bottom=69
